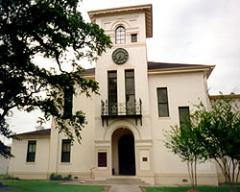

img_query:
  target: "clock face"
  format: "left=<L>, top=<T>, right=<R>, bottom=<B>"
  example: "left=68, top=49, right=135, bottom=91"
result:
left=112, top=48, right=129, bottom=65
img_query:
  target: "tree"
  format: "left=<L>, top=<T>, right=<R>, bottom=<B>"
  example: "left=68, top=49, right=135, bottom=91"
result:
left=166, top=98, right=240, bottom=192
left=0, top=0, right=111, bottom=158
left=165, top=111, right=205, bottom=191
left=196, top=98, right=240, bottom=191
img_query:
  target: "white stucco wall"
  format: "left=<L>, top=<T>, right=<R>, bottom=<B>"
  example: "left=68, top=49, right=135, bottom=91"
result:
left=8, top=136, right=50, bottom=179
left=148, top=71, right=218, bottom=185
left=0, top=156, right=10, bottom=174
left=48, top=89, right=96, bottom=179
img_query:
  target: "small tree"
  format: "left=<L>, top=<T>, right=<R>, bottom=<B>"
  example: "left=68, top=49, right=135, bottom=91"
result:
left=195, top=98, right=240, bottom=191
left=165, top=114, right=205, bottom=191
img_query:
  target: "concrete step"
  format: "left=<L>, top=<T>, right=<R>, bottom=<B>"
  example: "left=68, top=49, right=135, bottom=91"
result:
left=105, top=177, right=148, bottom=185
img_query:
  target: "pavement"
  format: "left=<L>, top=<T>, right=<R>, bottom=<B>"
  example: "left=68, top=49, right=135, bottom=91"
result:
left=109, top=184, right=142, bottom=192
left=64, top=178, right=147, bottom=192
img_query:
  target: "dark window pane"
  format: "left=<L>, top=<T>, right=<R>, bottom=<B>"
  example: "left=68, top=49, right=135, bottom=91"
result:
left=131, top=34, right=137, bottom=42
left=158, top=104, right=169, bottom=117
left=125, top=70, right=135, bottom=114
left=126, top=78, right=135, bottom=94
left=157, top=88, right=169, bottom=117
left=108, top=71, right=117, bottom=115
left=61, top=139, right=71, bottom=162
left=98, top=152, right=107, bottom=167
left=179, top=106, right=190, bottom=128
left=108, top=71, right=117, bottom=78
left=26, top=140, right=36, bottom=162
left=158, top=88, right=168, bottom=103
left=125, top=71, right=134, bottom=77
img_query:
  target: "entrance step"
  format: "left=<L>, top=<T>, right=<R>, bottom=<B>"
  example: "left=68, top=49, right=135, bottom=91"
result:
left=105, top=177, right=148, bottom=185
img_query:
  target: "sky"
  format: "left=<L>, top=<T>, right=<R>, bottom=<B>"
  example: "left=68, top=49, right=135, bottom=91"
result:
left=3, top=0, right=240, bottom=141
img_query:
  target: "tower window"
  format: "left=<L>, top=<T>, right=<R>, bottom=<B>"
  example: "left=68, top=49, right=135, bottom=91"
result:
left=131, top=34, right=137, bottom=42
left=108, top=71, right=117, bottom=115
left=125, top=70, right=135, bottom=114
left=115, top=26, right=126, bottom=44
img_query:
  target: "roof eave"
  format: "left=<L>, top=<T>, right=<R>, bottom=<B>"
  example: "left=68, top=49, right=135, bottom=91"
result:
left=11, top=129, right=51, bottom=138
left=209, top=94, right=240, bottom=100
left=148, top=65, right=215, bottom=78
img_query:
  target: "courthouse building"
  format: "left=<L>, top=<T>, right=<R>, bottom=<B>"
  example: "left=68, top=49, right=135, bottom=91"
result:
left=9, top=4, right=231, bottom=185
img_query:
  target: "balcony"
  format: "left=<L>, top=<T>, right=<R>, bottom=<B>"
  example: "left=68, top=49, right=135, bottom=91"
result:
left=101, top=99, right=142, bottom=126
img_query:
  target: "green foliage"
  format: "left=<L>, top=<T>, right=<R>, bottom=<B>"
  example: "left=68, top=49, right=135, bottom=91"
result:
left=50, top=173, right=63, bottom=180
left=165, top=113, right=206, bottom=190
left=49, top=173, right=72, bottom=181
left=0, top=174, right=19, bottom=180
left=165, top=97, right=240, bottom=191
left=194, top=98, right=240, bottom=186
left=165, top=124, right=205, bottom=163
left=145, top=185, right=240, bottom=192
left=0, top=0, right=111, bottom=157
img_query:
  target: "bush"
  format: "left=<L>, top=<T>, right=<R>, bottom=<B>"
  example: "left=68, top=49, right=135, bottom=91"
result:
left=49, top=173, right=72, bottom=181
left=63, top=174, right=72, bottom=181
left=0, top=174, right=20, bottom=180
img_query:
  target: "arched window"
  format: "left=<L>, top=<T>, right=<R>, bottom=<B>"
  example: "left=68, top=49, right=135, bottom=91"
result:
left=115, top=26, right=125, bottom=44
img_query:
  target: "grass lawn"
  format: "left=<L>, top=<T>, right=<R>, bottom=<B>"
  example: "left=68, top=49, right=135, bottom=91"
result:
left=0, top=180, right=105, bottom=192
left=145, top=185, right=240, bottom=192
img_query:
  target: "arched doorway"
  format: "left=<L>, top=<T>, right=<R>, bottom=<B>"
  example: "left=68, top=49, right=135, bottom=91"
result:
left=112, top=128, right=136, bottom=176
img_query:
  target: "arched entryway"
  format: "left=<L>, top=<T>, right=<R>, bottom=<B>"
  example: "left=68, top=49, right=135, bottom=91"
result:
left=112, top=128, right=136, bottom=175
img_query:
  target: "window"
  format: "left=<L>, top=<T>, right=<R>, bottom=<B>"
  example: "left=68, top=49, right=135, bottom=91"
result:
left=131, top=34, right=137, bottom=42
left=108, top=71, right=117, bottom=115
left=61, top=139, right=71, bottom=163
left=157, top=88, right=169, bottom=117
left=26, top=140, right=36, bottom=162
left=115, top=26, right=125, bottom=44
left=179, top=106, right=190, bottom=128
left=98, top=152, right=107, bottom=167
left=125, top=70, right=135, bottom=114
left=63, top=85, right=73, bottom=118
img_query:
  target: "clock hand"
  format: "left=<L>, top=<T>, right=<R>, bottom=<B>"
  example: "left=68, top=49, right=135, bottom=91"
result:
left=117, top=54, right=123, bottom=62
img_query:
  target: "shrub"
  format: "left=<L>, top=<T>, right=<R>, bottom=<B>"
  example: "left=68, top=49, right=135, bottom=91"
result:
left=49, top=173, right=72, bottom=181
left=0, top=174, right=20, bottom=180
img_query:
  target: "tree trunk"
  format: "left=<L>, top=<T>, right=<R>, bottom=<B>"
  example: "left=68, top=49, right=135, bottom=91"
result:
left=187, top=160, right=194, bottom=189
left=235, top=163, right=240, bottom=183
left=194, top=157, right=197, bottom=189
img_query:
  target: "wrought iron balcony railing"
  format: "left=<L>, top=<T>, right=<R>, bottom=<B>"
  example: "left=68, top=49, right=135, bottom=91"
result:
left=101, top=99, right=142, bottom=126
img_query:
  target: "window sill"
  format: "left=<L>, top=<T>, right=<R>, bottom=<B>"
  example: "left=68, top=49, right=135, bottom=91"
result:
left=158, top=116, right=171, bottom=120
left=25, top=162, right=36, bottom=165
left=97, top=167, right=108, bottom=170
left=59, top=162, right=71, bottom=165
left=112, top=43, right=145, bottom=48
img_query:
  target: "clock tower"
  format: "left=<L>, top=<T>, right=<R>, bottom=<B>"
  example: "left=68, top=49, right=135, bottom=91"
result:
left=88, top=4, right=153, bottom=181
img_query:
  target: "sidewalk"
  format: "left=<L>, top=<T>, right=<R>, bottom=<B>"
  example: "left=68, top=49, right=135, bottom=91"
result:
left=109, top=184, right=142, bottom=192
left=63, top=178, right=147, bottom=192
